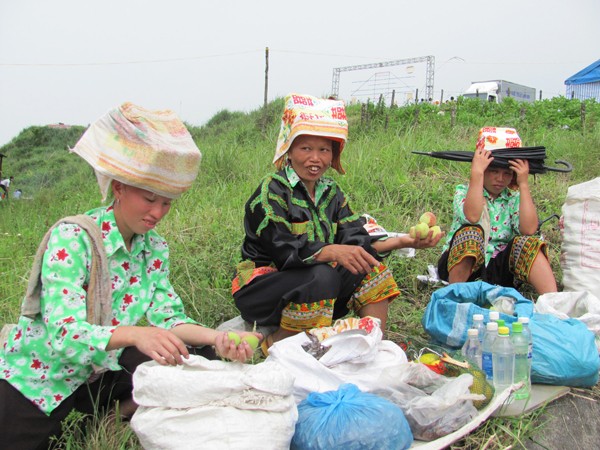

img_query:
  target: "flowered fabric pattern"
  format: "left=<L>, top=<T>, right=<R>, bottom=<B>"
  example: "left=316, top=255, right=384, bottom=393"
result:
left=0, top=205, right=196, bottom=415
left=281, top=299, right=336, bottom=331
left=273, top=93, right=348, bottom=173
left=70, top=102, right=201, bottom=200
left=476, top=127, right=523, bottom=151
left=442, top=184, right=520, bottom=265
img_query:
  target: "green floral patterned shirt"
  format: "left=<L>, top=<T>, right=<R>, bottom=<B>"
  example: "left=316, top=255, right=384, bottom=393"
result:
left=442, top=184, right=521, bottom=265
left=0, top=205, right=196, bottom=415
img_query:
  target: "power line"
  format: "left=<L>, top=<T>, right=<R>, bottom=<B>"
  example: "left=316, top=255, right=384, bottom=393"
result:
left=0, top=50, right=262, bottom=67
left=0, top=47, right=589, bottom=68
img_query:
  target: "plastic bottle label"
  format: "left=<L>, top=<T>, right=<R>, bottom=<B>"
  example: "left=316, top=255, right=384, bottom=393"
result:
left=482, top=351, right=493, bottom=379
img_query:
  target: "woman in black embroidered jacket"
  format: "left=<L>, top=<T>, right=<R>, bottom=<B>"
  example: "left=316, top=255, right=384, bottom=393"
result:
left=232, top=93, right=442, bottom=354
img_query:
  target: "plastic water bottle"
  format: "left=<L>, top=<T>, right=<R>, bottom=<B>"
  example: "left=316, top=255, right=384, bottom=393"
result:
left=518, top=317, right=533, bottom=369
left=492, top=326, right=515, bottom=393
left=472, top=314, right=485, bottom=344
left=481, top=321, right=499, bottom=381
left=461, top=328, right=482, bottom=369
left=512, top=322, right=531, bottom=399
left=489, top=310, right=500, bottom=323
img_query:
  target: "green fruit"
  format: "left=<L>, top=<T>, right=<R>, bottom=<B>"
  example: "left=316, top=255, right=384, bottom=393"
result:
left=227, top=331, right=241, bottom=346
left=242, top=334, right=259, bottom=350
left=409, top=226, right=417, bottom=239
left=415, top=222, right=430, bottom=239
left=430, top=225, right=442, bottom=239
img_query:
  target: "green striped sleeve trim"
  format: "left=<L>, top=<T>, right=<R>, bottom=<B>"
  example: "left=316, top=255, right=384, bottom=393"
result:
left=254, top=174, right=292, bottom=236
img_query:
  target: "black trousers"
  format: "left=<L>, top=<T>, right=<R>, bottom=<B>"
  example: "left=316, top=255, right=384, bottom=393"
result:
left=234, top=263, right=367, bottom=327
left=0, top=347, right=151, bottom=450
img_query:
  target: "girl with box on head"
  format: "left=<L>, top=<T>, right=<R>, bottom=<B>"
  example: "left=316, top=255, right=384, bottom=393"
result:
left=437, top=127, right=558, bottom=295
left=232, top=93, right=442, bottom=355
left=0, top=103, right=260, bottom=450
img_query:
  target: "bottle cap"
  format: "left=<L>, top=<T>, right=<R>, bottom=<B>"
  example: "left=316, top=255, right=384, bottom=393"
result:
left=489, top=311, right=500, bottom=321
left=497, top=319, right=506, bottom=327
left=486, top=321, right=499, bottom=331
left=518, top=317, right=530, bottom=324
left=467, top=328, right=479, bottom=337
left=512, top=322, right=523, bottom=333
left=498, top=326, right=510, bottom=336
left=473, top=314, right=484, bottom=321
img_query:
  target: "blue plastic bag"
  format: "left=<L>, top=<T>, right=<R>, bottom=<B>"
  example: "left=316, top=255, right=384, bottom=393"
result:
left=421, top=281, right=600, bottom=387
left=291, top=383, right=413, bottom=450
left=422, top=281, right=534, bottom=348
left=529, top=313, right=599, bottom=387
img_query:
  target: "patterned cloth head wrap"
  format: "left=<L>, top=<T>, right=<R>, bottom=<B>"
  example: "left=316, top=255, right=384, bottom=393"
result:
left=476, top=127, right=522, bottom=151
left=273, top=93, right=348, bottom=174
left=71, top=102, right=202, bottom=200
left=476, top=126, right=523, bottom=188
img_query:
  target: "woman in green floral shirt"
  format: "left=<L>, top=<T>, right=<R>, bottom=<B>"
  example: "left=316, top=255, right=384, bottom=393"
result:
left=0, top=103, right=259, bottom=449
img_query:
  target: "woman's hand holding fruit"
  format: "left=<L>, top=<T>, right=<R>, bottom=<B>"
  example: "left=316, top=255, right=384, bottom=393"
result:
left=215, top=330, right=262, bottom=362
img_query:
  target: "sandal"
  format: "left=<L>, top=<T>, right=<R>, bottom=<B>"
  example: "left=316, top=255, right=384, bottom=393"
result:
left=260, top=334, right=274, bottom=357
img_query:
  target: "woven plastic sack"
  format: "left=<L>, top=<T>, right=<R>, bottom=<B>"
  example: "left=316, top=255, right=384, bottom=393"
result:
left=422, top=281, right=534, bottom=348
left=130, top=356, right=298, bottom=450
left=560, top=177, right=600, bottom=292
left=291, top=383, right=412, bottom=450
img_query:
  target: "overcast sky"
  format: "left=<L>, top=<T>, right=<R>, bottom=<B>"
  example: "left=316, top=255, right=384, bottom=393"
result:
left=1, top=0, right=599, bottom=147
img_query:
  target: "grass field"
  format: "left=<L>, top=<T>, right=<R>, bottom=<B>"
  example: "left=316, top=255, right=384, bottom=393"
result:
left=1, top=96, right=599, bottom=448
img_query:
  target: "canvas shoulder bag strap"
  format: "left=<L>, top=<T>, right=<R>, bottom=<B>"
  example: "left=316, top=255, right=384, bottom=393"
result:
left=20, top=214, right=111, bottom=325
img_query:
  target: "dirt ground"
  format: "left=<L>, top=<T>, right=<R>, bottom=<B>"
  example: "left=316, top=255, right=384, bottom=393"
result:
left=526, top=388, right=600, bottom=449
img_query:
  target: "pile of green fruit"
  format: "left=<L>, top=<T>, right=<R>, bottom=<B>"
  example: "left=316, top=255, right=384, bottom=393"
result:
left=409, top=212, right=442, bottom=239
left=227, top=331, right=259, bottom=350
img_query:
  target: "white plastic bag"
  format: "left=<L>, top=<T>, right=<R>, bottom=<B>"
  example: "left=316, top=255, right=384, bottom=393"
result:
left=362, top=214, right=416, bottom=258
left=266, top=330, right=488, bottom=442
left=130, top=356, right=297, bottom=450
left=267, top=330, right=408, bottom=403
left=560, top=177, right=600, bottom=292
left=536, top=291, right=600, bottom=352
left=373, top=365, right=482, bottom=441
left=490, top=296, right=516, bottom=316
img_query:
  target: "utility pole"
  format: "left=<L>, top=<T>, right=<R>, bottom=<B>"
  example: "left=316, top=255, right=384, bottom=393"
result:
left=262, top=47, right=269, bottom=134
left=264, top=47, right=269, bottom=108
left=0, top=153, right=5, bottom=180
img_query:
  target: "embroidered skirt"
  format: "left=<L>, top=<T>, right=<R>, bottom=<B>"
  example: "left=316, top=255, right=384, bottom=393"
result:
left=438, top=224, right=549, bottom=287
left=232, top=262, right=400, bottom=332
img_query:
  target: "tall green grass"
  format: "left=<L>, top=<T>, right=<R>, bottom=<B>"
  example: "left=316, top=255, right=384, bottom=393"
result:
left=1, top=97, right=599, bottom=448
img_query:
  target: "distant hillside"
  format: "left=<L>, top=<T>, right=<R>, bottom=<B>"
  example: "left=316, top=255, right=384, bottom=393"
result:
left=0, top=125, right=89, bottom=197
left=2, top=96, right=599, bottom=201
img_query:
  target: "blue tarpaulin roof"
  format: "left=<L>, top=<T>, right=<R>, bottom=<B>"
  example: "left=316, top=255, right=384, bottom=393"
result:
left=565, top=59, right=600, bottom=85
